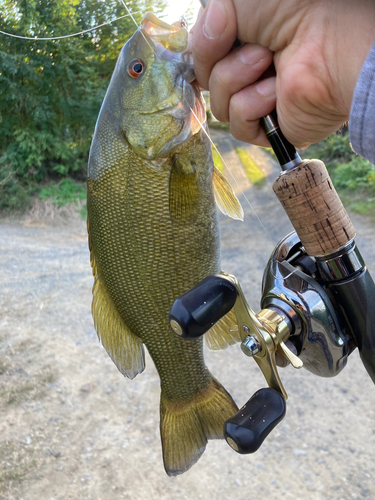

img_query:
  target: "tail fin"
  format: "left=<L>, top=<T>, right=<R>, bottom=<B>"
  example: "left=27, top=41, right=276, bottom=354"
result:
left=160, top=377, right=238, bottom=476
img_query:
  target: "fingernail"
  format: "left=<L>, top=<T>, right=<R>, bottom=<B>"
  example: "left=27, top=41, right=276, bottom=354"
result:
left=256, top=77, right=276, bottom=97
left=204, top=0, right=227, bottom=39
left=237, top=44, right=271, bottom=65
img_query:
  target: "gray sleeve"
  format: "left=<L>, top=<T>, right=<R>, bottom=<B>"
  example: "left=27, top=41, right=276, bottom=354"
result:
left=349, top=42, right=375, bottom=165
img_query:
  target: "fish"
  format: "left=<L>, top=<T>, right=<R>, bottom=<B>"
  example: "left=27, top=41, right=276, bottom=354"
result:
left=87, top=13, right=243, bottom=476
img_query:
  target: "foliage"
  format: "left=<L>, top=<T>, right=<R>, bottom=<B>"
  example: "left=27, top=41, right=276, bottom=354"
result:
left=333, top=156, right=375, bottom=190
left=39, top=178, right=86, bottom=206
left=303, top=132, right=375, bottom=216
left=207, top=109, right=230, bottom=131
left=0, top=0, right=166, bottom=211
left=0, top=161, right=37, bottom=210
left=303, top=133, right=353, bottom=172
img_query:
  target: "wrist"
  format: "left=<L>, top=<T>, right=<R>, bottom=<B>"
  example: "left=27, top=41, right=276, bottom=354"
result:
left=322, top=1, right=375, bottom=118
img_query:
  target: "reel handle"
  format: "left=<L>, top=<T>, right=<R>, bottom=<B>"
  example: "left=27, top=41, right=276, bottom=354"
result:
left=224, top=388, right=286, bottom=454
left=169, top=275, right=237, bottom=339
left=170, top=274, right=290, bottom=455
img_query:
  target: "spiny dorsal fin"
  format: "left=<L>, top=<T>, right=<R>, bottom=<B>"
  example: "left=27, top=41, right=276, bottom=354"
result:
left=88, top=216, right=145, bottom=379
left=212, top=166, right=244, bottom=221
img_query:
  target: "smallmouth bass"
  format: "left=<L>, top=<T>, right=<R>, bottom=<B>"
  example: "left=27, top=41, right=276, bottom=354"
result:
left=87, top=13, right=243, bottom=476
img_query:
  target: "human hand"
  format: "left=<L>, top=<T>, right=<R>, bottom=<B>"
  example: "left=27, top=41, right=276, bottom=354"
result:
left=192, top=0, right=375, bottom=148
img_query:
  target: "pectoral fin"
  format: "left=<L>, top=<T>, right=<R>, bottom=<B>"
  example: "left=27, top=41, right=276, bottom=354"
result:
left=204, top=308, right=241, bottom=350
left=88, top=218, right=145, bottom=379
left=213, top=166, right=244, bottom=221
left=169, top=155, right=200, bottom=224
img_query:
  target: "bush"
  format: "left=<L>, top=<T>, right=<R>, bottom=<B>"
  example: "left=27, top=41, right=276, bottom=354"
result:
left=334, top=156, right=375, bottom=190
left=38, top=179, right=86, bottom=207
left=303, top=132, right=375, bottom=216
left=0, top=162, right=36, bottom=211
left=0, top=0, right=166, bottom=213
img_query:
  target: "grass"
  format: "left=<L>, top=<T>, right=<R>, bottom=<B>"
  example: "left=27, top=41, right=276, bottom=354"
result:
left=39, top=178, right=86, bottom=207
left=235, top=147, right=265, bottom=184
left=0, top=176, right=87, bottom=219
left=0, top=440, right=38, bottom=496
left=24, top=178, right=87, bottom=221
left=0, top=335, right=58, bottom=496
left=0, top=367, right=56, bottom=406
left=0, top=165, right=38, bottom=213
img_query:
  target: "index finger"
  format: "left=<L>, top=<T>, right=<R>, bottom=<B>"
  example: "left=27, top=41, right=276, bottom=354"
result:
left=191, top=0, right=238, bottom=89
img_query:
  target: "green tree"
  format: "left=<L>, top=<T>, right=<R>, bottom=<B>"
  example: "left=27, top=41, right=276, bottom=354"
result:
left=0, top=0, right=166, bottom=209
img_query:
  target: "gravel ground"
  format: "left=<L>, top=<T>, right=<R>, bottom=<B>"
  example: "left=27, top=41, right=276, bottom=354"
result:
left=1, top=131, right=375, bottom=500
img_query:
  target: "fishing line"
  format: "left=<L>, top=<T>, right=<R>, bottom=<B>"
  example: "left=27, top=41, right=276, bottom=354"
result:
left=118, top=0, right=156, bottom=53
left=189, top=106, right=275, bottom=244
left=3, top=0, right=274, bottom=247
left=117, top=0, right=275, bottom=246
left=0, top=12, right=141, bottom=40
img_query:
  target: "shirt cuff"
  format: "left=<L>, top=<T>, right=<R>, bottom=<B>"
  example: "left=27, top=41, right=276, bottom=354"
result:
left=349, top=41, right=375, bottom=165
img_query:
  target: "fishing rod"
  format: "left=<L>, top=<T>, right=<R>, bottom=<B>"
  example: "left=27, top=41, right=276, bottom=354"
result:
left=169, top=0, right=375, bottom=454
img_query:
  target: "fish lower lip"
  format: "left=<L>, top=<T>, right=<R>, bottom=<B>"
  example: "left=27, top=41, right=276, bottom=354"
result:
left=166, top=103, right=190, bottom=119
left=139, top=80, right=192, bottom=119
left=139, top=103, right=184, bottom=115
left=138, top=101, right=190, bottom=120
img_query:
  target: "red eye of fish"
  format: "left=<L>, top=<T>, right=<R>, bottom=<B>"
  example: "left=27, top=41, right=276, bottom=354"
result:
left=128, top=59, right=145, bottom=78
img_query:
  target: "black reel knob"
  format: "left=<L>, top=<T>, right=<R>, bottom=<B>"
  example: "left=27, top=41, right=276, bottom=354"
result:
left=224, top=388, right=286, bottom=454
left=169, top=275, right=238, bottom=339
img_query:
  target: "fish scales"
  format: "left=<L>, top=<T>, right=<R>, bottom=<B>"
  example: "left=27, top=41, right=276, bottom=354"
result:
left=87, top=13, right=243, bottom=476
left=89, top=137, right=218, bottom=399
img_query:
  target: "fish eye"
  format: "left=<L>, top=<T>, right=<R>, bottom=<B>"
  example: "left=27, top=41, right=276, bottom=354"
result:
left=128, top=59, right=145, bottom=78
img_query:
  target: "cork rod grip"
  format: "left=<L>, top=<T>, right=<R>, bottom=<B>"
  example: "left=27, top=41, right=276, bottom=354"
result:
left=273, top=159, right=355, bottom=256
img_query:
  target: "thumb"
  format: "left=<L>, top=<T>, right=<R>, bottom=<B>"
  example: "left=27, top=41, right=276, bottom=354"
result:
left=192, top=0, right=237, bottom=89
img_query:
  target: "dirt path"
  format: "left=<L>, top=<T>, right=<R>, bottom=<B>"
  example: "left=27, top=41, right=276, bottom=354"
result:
left=1, top=132, right=375, bottom=500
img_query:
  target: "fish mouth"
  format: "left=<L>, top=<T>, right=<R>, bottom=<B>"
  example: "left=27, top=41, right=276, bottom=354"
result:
left=133, top=79, right=206, bottom=161
left=141, top=12, right=189, bottom=54
left=165, top=79, right=194, bottom=120
left=155, top=82, right=206, bottom=157
left=165, top=101, right=190, bottom=119
left=139, top=78, right=194, bottom=120
left=141, top=12, right=195, bottom=85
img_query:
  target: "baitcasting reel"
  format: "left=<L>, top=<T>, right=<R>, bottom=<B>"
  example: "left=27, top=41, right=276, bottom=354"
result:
left=169, top=230, right=375, bottom=454
left=169, top=111, right=375, bottom=455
